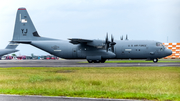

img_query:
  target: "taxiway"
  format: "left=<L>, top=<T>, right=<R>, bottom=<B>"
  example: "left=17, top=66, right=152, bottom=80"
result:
left=0, top=59, right=179, bottom=67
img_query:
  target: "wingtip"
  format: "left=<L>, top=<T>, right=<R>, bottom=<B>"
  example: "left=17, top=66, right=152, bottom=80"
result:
left=18, top=7, right=26, bottom=10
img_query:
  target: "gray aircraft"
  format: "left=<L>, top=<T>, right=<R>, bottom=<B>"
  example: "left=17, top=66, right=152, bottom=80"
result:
left=11, top=7, right=172, bottom=63
left=0, top=42, right=19, bottom=58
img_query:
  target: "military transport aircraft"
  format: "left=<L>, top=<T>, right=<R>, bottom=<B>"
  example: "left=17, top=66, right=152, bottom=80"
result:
left=11, top=7, right=172, bottom=63
left=0, top=42, right=19, bottom=58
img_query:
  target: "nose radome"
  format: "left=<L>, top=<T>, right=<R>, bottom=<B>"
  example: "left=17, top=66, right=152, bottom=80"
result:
left=166, top=49, right=172, bottom=56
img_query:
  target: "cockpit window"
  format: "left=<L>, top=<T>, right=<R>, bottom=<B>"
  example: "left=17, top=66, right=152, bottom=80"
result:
left=162, top=45, right=166, bottom=49
left=156, top=42, right=163, bottom=46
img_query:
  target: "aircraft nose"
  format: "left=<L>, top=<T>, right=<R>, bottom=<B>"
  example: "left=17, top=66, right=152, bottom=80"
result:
left=165, top=49, right=172, bottom=56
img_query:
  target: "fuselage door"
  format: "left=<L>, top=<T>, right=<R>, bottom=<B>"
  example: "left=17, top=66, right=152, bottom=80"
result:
left=72, top=48, right=77, bottom=58
left=121, top=48, right=125, bottom=55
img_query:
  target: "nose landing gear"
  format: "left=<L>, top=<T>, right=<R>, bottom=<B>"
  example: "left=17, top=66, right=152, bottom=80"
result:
left=153, top=58, right=158, bottom=63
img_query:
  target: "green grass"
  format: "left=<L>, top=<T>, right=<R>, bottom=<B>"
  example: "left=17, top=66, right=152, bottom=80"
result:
left=0, top=67, right=180, bottom=101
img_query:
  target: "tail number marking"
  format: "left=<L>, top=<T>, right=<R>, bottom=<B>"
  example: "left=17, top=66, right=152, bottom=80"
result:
left=21, top=29, right=28, bottom=36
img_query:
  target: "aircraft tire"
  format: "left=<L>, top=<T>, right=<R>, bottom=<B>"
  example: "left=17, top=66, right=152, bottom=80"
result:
left=101, top=59, right=106, bottom=63
left=153, top=58, right=158, bottom=63
left=87, top=60, right=105, bottom=63
left=96, top=60, right=100, bottom=63
left=87, top=60, right=93, bottom=63
left=93, top=60, right=100, bottom=63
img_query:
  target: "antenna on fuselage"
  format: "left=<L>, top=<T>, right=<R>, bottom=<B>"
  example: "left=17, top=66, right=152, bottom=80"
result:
left=120, top=36, right=123, bottom=40
left=126, top=35, right=128, bottom=40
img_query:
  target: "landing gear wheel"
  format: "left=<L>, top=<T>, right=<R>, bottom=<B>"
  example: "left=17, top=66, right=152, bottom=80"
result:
left=153, top=58, right=158, bottom=63
left=101, top=59, right=106, bottom=63
left=93, top=60, right=100, bottom=63
left=87, top=59, right=106, bottom=63
left=87, top=60, right=93, bottom=63
left=96, top=60, right=100, bottom=63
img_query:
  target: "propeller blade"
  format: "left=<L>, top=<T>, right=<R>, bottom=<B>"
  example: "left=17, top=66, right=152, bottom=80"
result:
left=111, top=34, right=113, bottom=42
left=106, top=44, right=109, bottom=52
left=106, top=33, right=108, bottom=43
left=111, top=34, right=116, bottom=45
left=105, top=33, right=110, bottom=52
left=111, top=45, right=114, bottom=52
left=110, top=42, right=116, bottom=46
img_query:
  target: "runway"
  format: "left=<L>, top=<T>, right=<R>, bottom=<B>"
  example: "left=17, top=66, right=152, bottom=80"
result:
left=0, top=59, right=179, bottom=67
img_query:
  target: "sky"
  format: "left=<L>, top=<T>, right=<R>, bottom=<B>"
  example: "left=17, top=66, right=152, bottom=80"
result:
left=0, top=0, right=180, bottom=56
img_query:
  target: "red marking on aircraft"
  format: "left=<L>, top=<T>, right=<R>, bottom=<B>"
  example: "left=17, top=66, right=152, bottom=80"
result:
left=18, top=8, right=26, bottom=10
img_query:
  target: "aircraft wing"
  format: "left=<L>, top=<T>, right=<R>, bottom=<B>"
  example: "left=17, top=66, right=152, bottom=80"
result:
left=68, top=38, right=93, bottom=44
left=68, top=38, right=104, bottom=48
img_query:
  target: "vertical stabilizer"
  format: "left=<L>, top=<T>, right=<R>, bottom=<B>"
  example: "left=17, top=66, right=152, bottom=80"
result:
left=12, top=7, right=40, bottom=42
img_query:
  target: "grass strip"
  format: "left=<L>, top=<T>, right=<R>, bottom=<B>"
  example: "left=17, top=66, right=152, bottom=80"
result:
left=0, top=67, right=179, bottom=100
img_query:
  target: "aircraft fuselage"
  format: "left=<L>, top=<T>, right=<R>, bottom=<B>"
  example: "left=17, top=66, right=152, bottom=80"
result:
left=30, top=40, right=171, bottom=61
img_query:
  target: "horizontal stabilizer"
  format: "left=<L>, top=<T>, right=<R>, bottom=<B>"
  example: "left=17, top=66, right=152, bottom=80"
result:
left=5, top=42, right=19, bottom=49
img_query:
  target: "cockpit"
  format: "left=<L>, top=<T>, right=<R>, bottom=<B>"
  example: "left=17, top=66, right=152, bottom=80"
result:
left=156, top=42, right=167, bottom=51
left=156, top=42, right=163, bottom=46
left=154, top=42, right=172, bottom=58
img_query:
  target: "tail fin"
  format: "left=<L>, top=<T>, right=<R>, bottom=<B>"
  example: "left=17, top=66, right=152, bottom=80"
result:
left=12, top=7, right=40, bottom=42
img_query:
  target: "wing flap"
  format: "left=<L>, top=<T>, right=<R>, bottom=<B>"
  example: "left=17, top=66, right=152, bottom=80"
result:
left=68, top=38, right=93, bottom=44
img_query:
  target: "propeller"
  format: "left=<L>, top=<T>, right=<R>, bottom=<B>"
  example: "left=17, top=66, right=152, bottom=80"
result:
left=110, top=34, right=116, bottom=52
left=104, top=33, right=116, bottom=52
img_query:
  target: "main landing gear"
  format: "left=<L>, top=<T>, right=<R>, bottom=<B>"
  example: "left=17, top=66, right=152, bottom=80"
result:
left=87, top=59, right=106, bottom=63
left=153, top=58, right=158, bottom=63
